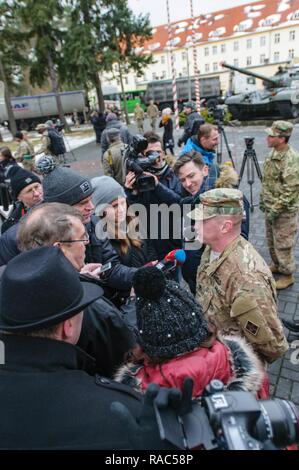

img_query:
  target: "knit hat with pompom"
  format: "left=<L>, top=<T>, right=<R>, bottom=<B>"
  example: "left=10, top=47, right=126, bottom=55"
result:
left=132, top=266, right=210, bottom=359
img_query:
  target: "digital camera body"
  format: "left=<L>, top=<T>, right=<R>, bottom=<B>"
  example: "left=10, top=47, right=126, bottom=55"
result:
left=155, top=380, right=299, bottom=450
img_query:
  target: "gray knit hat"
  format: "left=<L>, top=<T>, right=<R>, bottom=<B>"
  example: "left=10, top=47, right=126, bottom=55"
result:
left=92, top=176, right=126, bottom=215
left=106, top=127, right=121, bottom=141
left=40, top=157, right=93, bottom=205
left=133, top=266, right=210, bottom=359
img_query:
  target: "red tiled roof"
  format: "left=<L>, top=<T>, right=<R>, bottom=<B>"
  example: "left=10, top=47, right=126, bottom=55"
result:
left=142, top=0, right=299, bottom=53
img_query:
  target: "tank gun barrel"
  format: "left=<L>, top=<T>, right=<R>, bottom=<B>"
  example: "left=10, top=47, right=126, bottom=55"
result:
left=220, top=61, right=277, bottom=86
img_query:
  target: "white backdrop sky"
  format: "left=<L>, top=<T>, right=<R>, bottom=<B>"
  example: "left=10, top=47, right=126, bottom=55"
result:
left=127, top=0, right=259, bottom=26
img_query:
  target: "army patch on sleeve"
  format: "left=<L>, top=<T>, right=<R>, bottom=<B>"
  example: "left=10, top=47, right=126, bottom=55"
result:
left=245, top=320, right=260, bottom=336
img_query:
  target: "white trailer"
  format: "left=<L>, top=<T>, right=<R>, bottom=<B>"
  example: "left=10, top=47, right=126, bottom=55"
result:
left=0, top=90, right=85, bottom=129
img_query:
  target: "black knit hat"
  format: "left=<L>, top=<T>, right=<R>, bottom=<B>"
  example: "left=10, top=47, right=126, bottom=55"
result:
left=133, top=266, right=210, bottom=359
left=38, top=156, right=93, bottom=205
left=8, top=166, right=41, bottom=200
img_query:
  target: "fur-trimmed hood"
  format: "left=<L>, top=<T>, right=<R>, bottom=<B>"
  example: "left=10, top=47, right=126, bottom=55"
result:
left=114, top=335, right=266, bottom=397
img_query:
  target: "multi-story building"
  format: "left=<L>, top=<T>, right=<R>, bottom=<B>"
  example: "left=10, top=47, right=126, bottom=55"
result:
left=102, top=0, right=299, bottom=96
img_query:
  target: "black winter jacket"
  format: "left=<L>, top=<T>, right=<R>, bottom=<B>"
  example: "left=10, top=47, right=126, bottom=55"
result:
left=0, top=334, right=149, bottom=450
left=125, top=166, right=182, bottom=260
left=85, top=216, right=137, bottom=302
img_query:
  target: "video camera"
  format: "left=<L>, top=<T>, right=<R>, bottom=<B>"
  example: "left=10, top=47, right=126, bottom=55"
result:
left=125, top=135, right=160, bottom=192
left=155, top=380, right=299, bottom=450
left=209, top=105, right=225, bottom=123
left=245, top=137, right=255, bottom=150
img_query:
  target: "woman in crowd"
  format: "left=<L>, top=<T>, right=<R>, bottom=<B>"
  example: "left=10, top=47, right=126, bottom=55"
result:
left=115, top=266, right=269, bottom=400
left=92, top=175, right=157, bottom=268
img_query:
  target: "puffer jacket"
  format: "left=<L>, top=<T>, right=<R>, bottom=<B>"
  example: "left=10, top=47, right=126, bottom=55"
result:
left=115, top=335, right=269, bottom=399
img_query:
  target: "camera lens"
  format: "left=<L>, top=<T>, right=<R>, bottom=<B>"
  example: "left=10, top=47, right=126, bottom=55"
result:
left=253, top=399, right=299, bottom=448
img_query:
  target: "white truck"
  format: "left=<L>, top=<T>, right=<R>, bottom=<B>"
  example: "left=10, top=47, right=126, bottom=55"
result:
left=0, top=90, right=85, bottom=130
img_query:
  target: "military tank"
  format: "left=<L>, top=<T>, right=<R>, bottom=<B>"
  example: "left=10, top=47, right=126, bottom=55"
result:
left=221, top=62, right=299, bottom=120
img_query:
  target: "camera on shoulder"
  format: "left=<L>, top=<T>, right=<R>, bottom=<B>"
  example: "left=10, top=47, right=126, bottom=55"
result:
left=125, top=135, right=159, bottom=192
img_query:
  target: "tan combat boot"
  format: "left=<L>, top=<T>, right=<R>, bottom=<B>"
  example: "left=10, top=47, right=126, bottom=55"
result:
left=276, top=275, right=295, bottom=290
left=269, top=264, right=280, bottom=274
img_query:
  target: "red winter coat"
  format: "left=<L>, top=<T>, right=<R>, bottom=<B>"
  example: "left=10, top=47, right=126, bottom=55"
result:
left=115, top=336, right=269, bottom=399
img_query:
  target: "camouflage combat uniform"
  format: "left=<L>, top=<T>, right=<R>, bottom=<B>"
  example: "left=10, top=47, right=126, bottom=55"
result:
left=260, top=121, right=299, bottom=275
left=147, top=102, right=159, bottom=131
left=134, top=105, right=145, bottom=133
left=188, top=188, right=288, bottom=364
left=14, top=139, right=35, bottom=172
left=103, top=141, right=127, bottom=186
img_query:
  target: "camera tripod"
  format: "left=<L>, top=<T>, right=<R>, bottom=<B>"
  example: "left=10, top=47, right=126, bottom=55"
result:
left=239, top=143, right=262, bottom=213
left=215, top=119, right=235, bottom=169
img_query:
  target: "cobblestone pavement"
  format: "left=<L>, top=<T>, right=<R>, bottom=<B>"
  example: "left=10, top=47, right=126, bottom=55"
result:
left=70, top=120, right=299, bottom=404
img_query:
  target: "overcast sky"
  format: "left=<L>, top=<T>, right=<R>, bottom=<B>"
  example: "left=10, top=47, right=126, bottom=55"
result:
left=128, top=0, right=259, bottom=26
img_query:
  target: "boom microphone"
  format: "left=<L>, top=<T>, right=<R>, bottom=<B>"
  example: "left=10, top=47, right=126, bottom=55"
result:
left=155, top=249, right=186, bottom=274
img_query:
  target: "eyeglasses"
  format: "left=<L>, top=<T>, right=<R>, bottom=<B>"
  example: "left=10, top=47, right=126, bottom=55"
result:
left=58, top=232, right=90, bottom=244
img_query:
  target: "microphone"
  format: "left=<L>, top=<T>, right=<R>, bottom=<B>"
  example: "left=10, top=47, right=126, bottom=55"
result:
left=155, top=249, right=186, bottom=274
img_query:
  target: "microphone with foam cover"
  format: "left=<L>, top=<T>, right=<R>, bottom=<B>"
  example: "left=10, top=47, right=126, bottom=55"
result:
left=155, top=249, right=186, bottom=274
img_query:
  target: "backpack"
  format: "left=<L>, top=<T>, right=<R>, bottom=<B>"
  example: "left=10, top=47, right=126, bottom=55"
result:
left=47, top=129, right=66, bottom=156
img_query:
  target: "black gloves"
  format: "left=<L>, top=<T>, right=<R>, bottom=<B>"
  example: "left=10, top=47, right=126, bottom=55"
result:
left=111, top=378, right=194, bottom=450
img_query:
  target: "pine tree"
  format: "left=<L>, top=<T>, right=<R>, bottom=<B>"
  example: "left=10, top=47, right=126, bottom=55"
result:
left=99, top=0, right=154, bottom=124
left=18, top=0, right=70, bottom=130
left=62, top=0, right=107, bottom=112
left=0, top=2, right=27, bottom=135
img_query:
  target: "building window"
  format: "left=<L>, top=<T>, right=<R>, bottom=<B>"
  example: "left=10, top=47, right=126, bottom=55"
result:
left=181, top=51, right=187, bottom=61
left=274, top=33, right=280, bottom=44
left=246, top=39, right=252, bottom=49
left=260, top=54, right=266, bottom=64
left=246, top=56, right=252, bottom=66
left=161, top=55, right=166, bottom=64
left=233, top=58, right=239, bottom=67
left=124, top=76, right=128, bottom=84
left=212, top=45, right=217, bottom=55
left=161, top=70, right=166, bottom=79
left=233, top=41, right=239, bottom=51
left=182, top=68, right=187, bottom=76
left=289, top=49, right=295, bottom=59
left=204, top=47, right=209, bottom=56
left=221, top=44, right=226, bottom=53
left=260, top=36, right=266, bottom=46
left=205, top=63, right=210, bottom=72
left=213, top=62, right=218, bottom=71
left=290, top=30, right=295, bottom=41
left=152, top=73, right=157, bottom=80
left=274, top=52, right=280, bottom=62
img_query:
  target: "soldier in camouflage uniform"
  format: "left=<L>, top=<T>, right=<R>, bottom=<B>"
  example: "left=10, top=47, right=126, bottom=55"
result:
left=134, top=103, right=145, bottom=133
left=147, top=100, right=159, bottom=131
left=188, top=188, right=288, bottom=364
left=260, top=121, right=299, bottom=290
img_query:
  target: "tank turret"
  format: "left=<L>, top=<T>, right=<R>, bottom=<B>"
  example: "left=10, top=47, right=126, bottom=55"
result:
left=220, top=62, right=299, bottom=120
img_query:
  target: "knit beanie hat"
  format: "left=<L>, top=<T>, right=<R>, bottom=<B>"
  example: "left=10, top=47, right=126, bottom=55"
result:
left=38, top=156, right=93, bottom=205
left=92, top=176, right=126, bottom=215
left=133, top=266, right=210, bottom=359
left=106, top=127, right=121, bottom=141
left=8, top=166, right=41, bottom=200
left=106, top=112, right=117, bottom=122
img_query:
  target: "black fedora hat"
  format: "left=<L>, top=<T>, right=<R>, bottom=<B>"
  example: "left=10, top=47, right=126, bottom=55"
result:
left=0, top=246, right=103, bottom=331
